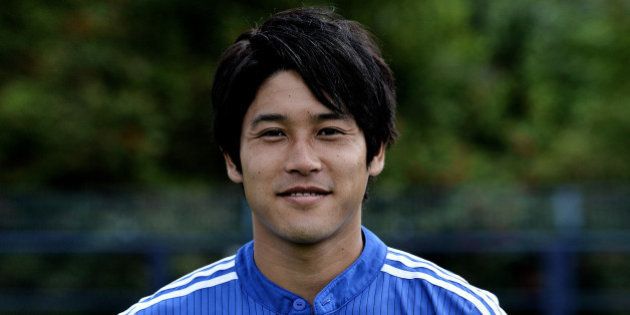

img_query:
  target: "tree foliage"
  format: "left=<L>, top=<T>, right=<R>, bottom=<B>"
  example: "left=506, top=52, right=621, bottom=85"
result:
left=1, top=0, right=628, bottom=190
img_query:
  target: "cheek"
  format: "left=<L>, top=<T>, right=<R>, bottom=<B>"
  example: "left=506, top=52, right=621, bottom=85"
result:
left=241, top=147, right=280, bottom=182
left=333, top=152, right=370, bottom=183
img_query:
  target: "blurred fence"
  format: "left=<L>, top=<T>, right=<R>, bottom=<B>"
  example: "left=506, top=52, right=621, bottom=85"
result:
left=1, top=184, right=629, bottom=314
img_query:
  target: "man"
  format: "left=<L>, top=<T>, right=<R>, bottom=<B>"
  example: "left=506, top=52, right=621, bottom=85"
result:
left=121, top=7, right=505, bottom=315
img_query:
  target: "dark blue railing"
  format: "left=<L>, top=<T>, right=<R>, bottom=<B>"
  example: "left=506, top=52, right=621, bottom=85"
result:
left=2, top=230, right=630, bottom=313
left=1, top=185, right=629, bottom=314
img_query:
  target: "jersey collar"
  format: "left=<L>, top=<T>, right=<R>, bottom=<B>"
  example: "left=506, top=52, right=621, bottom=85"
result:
left=235, top=226, right=387, bottom=314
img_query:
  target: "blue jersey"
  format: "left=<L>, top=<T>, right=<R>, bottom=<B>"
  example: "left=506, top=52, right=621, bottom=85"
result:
left=121, top=228, right=505, bottom=314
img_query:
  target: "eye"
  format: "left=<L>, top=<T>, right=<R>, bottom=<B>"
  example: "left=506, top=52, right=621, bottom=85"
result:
left=318, top=128, right=343, bottom=137
left=260, top=128, right=285, bottom=138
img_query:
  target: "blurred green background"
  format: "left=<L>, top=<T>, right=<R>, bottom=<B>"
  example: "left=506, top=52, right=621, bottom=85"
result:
left=1, top=0, right=629, bottom=314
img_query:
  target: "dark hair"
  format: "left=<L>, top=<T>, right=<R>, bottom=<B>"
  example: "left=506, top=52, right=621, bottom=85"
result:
left=212, top=7, right=397, bottom=171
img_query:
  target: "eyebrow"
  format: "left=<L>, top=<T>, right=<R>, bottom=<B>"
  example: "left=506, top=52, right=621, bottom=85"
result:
left=315, top=112, right=348, bottom=122
left=250, top=113, right=287, bottom=128
left=250, top=111, right=349, bottom=128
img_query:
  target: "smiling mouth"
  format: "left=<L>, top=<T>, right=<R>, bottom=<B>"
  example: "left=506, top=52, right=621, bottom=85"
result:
left=276, top=187, right=331, bottom=198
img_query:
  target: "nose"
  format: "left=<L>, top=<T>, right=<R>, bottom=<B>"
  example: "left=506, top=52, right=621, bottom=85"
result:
left=284, top=139, right=322, bottom=176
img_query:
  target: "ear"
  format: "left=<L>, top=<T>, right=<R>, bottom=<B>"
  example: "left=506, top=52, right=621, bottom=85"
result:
left=224, top=153, right=243, bottom=183
left=367, top=145, right=385, bottom=176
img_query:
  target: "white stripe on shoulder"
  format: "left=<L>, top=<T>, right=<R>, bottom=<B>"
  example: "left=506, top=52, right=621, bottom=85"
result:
left=172, top=255, right=236, bottom=285
left=119, top=272, right=238, bottom=315
left=138, top=255, right=235, bottom=303
left=481, top=290, right=507, bottom=315
left=386, top=250, right=504, bottom=315
left=387, top=248, right=466, bottom=282
left=381, top=264, right=491, bottom=315
left=155, top=259, right=235, bottom=294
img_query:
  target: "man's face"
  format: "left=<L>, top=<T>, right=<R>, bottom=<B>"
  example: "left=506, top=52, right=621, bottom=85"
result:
left=225, top=70, right=384, bottom=245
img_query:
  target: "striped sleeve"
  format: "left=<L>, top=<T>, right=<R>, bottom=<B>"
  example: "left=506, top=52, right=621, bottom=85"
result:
left=119, top=255, right=239, bottom=315
left=382, top=248, right=506, bottom=315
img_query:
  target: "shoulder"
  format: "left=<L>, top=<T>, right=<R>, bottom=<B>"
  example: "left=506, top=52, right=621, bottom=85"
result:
left=119, top=255, right=238, bottom=315
left=380, top=247, right=505, bottom=315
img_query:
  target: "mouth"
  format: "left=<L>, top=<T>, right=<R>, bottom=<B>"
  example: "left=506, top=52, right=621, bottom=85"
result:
left=276, top=186, right=331, bottom=206
left=277, top=186, right=332, bottom=197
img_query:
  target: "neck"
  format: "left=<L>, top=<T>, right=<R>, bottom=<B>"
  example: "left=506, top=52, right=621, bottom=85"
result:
left=253, top=224, right=363, bottom=304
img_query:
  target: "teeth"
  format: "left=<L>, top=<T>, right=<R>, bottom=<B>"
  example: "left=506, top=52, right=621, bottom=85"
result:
left=290, top=192, right=321, bottom=197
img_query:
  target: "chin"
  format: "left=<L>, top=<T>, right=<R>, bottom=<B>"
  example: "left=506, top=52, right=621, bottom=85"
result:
left=276, top=225, right=334, bottom=245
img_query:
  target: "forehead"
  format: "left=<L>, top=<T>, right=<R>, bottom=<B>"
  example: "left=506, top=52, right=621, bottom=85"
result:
left=244, top=70, right=341, bottom=123
left=255, top=70, right=308, bottom=99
